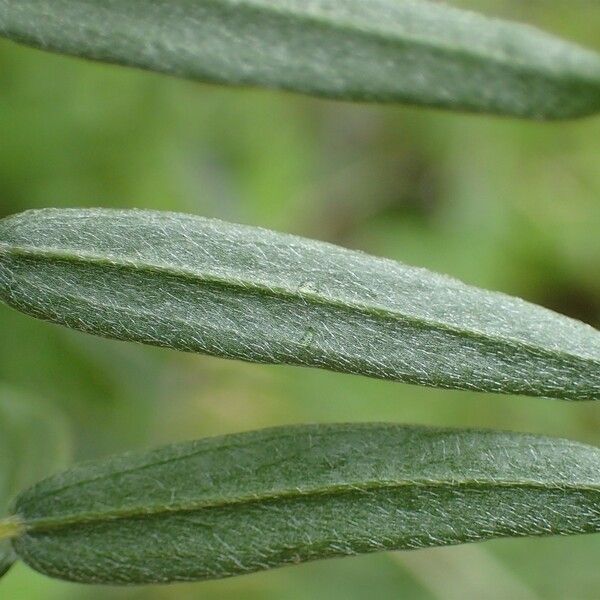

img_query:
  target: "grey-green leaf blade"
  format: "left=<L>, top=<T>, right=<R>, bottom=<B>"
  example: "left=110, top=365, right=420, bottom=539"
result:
left=8, top=423, right=600, bottom=584
left=0, top=1, right=599, bottom=119
left=0, top=208, right=599, bottom=400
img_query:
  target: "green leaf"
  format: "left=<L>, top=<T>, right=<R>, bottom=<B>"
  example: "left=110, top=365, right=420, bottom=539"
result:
left=0, top=385, right=71, bottom=579
left=1, top=208, right=599, bottom=400
left=1, top=1, right=599, bottom=119
left=5, top=423, right=600, bottom=584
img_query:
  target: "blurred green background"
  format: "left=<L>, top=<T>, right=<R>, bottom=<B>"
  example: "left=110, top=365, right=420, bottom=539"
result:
left=1, top=1, right=600, bottom=598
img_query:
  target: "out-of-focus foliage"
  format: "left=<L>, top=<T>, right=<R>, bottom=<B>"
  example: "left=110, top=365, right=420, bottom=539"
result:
left=0, top=385, right=70, bottom=577
left=0, top=1, right=598, bottom=598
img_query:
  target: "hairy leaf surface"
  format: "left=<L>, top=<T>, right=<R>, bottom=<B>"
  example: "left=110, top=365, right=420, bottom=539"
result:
left=1, top=1, right=599, bottom=118
left=5, top=423, right=600, bottom=584
left=0, top=208, right=599, bottom=400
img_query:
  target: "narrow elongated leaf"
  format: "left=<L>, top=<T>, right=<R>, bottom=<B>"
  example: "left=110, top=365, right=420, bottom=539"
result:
left=0, top=208, right=599, bottom=400
left=4, top=423, right=600, bottom=584
left=1, top=1, right=599, bottom=119
left=0, top=385, right=71, bottom=579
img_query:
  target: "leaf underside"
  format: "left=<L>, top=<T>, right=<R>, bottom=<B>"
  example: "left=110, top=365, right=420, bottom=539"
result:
left=10, top=423, right=600, bottom=584
left=0, top=208, right=599, bottom=401
left=0, top=1, right=599, bottom=118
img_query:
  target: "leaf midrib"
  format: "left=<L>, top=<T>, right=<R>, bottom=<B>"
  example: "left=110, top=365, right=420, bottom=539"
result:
left=21, top=477, right=600, bottom=534
left=1, top=242, right=596, bottom=369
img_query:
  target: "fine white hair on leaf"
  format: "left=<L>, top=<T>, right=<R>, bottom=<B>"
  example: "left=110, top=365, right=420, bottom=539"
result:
left=0, top=208, right=599, bottom=401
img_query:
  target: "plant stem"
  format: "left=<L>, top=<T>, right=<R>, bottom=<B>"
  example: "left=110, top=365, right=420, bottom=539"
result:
left=0, top=517, right=24, bottom=541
